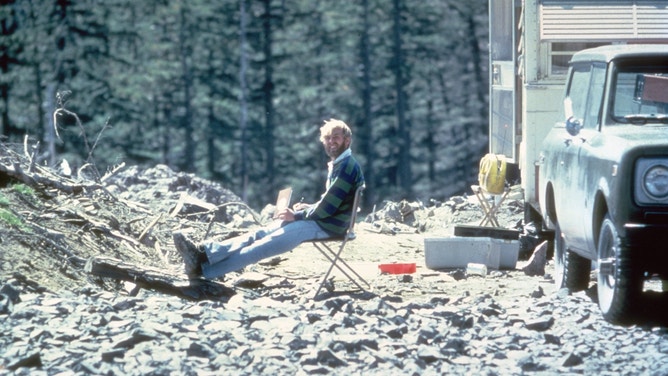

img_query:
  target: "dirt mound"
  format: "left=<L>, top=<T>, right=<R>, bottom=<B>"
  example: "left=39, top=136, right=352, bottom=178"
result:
left=0, top=144, right=260, bottom=293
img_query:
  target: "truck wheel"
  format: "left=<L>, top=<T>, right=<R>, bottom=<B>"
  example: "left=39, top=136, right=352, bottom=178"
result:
left=554, top=221, right=591, bottom=291
left=597, top=215, right=642, bottom=325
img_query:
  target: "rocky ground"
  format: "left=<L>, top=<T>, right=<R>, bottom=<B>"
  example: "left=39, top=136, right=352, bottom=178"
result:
left=1, top=145, right=667, bottom=375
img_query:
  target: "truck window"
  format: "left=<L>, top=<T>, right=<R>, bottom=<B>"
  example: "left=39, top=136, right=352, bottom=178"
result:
left=613, top=72, right=668, bottom=120
left=585, top=64, right=606, bottom=128
left=613, top=72, right=641, bottom=119
left=565, top=65, right=590, bottom=123
left=565, top=63, right=606, bottom=129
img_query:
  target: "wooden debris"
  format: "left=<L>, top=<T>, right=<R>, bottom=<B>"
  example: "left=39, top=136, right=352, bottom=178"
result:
left=85, top=256, right=235, bottom=300
left=170, top=193, right=217, bottom=217
left=1, top=141, right=247, bottom=300
left=138, top=214, right=163, bottom=244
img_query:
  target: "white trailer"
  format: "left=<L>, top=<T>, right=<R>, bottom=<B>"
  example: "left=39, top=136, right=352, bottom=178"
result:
left=488, top=0, right=668, bottom=221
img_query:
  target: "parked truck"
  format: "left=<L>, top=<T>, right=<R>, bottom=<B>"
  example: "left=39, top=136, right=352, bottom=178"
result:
left=489, top=0, right=668, bottom=324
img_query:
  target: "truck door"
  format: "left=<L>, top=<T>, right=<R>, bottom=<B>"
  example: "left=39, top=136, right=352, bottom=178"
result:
left=557, top=62, right=607, bottom=251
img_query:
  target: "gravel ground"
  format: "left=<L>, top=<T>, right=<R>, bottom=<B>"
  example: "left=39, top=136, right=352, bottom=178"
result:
left=1, top=163, right=667, bottom=375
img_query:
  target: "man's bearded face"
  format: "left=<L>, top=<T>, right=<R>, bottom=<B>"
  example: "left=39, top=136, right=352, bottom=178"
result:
left=322, top=129, right=350, bottom=159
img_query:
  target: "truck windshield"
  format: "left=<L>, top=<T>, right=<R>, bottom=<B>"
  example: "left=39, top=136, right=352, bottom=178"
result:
left=612, top=68, right=668, bottom=124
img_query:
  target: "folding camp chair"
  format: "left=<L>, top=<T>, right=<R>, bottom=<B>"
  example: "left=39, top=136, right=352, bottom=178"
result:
left=472, top=153, right=510, bottom=227
left=471, top=184, right=511, bottom=227
left=311, top=185, right=370, bottom=298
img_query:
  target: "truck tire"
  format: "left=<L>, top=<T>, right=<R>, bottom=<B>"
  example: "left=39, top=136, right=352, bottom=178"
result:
left=597, top=215, right=642, bottom=325
left=553, top=221, right=591, bottom=292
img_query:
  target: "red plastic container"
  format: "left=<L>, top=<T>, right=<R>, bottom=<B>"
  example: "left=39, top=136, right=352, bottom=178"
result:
left=378, top=263, right=416, bottom=274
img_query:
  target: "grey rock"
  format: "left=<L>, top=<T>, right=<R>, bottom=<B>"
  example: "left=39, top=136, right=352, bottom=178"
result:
left=522, top=241, right=548, bottom=276
left=385, top=324, right=408, bottom=339
left=544, top=333, right=561, bottom=345
left=561, top=352, right=583, bottom=367
left=113, top=328, right=160, bottom=349
left=1, top=280, right=21, bottom=303
left=443, top=338, right=468, bottom=355
left=525, top=316, right=554, bottom=331
left=101, top=348, right=125, bottom=362
left=302, top=349, right=347, bottom=368
left=7, top=351, right=42, bottom=371
left=0, top=293, right=11, bottom=315
left=531, top=286, right=545, bottom=298
left=417, top=345, right=443, bottom=363
left=518, top=355, right=547, bottom=372
left=187, top=342, right=214, bottom=358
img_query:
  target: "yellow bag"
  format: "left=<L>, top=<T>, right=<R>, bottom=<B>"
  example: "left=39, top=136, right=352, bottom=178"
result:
left=478, top=153, right=506, bottom=194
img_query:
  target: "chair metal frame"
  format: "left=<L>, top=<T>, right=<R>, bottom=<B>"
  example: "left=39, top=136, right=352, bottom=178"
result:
left=311, top=185, right=370, bottom=298
left=471, top=184, right=511, bottom=227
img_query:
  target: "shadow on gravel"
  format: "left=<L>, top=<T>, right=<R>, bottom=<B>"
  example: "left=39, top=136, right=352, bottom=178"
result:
left=638, top=291, right=668, bottom=328
left=586, top=284, right=668, bottom=328
left=313, top=290, right=378, bottom=302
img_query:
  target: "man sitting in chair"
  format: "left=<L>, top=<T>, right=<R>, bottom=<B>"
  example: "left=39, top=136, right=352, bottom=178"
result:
left=173, top=118, right=365, bottom=279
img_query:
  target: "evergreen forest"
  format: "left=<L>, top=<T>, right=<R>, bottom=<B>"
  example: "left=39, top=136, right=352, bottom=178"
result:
left=1, top=0, right=490, bottom=210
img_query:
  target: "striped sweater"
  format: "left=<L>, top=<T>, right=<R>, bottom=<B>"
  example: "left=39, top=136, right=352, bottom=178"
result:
left=294, top=150, right=365, bottom=236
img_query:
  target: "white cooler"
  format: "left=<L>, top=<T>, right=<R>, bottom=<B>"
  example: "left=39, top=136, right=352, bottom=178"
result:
left=424, top=236, right=519, bottom=270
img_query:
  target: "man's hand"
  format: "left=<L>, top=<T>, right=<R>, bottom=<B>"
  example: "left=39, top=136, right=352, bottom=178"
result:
left=292, top=202, right=310, bottom=211
left=276, top=208, right=296, bottom=222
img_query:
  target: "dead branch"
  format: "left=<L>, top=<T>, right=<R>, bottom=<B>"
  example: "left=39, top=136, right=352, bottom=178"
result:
left=170, top=193, right=218, bottom=217
left=139, top=214, right=163, bottom=244
left=0, top=160, right=104, bottom=195
left=85, top=256, right=235, bottom=300
left=88, top=117, right=111, bottom=163
left=101, top=162, right=126, bottom=182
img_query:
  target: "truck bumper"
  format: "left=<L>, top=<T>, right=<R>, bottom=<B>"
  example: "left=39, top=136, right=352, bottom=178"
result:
left=624, top=223, right=668, bottom=274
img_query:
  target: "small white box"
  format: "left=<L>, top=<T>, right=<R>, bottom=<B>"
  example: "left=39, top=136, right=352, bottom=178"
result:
left=424, top=236, right=519, bottom=270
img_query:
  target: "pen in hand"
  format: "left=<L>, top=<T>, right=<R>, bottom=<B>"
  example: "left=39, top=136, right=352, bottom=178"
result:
left=294, top=197, right=307, bottom=211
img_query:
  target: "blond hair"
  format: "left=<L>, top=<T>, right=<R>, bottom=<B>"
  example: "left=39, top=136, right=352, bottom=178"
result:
left=319, top=118, right=352, bottom=143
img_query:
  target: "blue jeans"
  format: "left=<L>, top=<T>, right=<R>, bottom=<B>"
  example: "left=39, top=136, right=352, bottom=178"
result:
left=201, top=220, right=332, bottom=279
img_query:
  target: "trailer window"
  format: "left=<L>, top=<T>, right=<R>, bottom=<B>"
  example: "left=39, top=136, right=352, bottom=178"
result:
left=490, top=0, right=514, bottom=61
left=550, top=42, right=608, bottom=76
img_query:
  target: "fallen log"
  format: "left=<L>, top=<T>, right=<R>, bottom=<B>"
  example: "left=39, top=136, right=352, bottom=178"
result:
left=85, top=256, right=235, bottom=300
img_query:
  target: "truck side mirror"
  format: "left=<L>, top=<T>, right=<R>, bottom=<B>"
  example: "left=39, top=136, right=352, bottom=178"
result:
left=566, top=116, right=582, bottom=136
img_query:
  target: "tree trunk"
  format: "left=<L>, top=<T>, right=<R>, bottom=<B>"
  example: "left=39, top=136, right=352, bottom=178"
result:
left=43, top=83, right=57, bottom=167
left=262, top=0, right=276, bottom=193
left=466, top=13, right=487, bottom=133
left=179, top=4, right=195, bottom=172
left=0, top=4, right=14, bottom=138
left=359, top=0, right=375, bottom=205
left=239, top=0, right=250, bottom=202
left=392, top=0, right=412, bottom=196
left=206, top=102, right=217, bottom=178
